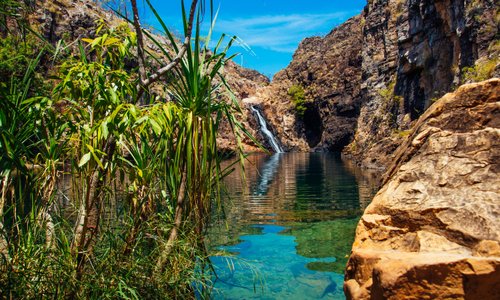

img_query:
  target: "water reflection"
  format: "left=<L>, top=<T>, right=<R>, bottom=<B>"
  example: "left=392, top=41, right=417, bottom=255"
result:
left=207, top=153, right=379, bottom=299
left=253, top=154, right=282, bottom=196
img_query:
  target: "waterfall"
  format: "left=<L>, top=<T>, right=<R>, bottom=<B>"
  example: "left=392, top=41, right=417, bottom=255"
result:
left=250, top=106, right=284, bottom=153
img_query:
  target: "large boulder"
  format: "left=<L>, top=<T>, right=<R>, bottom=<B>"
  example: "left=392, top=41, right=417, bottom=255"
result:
left=344, top=79, right=500, bottom=299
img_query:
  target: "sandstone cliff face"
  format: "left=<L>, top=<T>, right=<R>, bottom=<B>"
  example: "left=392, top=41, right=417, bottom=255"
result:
left=344, top=79, right=500, bottom=299
left=215, top=60, right=270, bottom=153
left=346, top=0, right=499, bottom=170
left=252, top=15, right=363, bottom=152
left=33, top=0, right=116, bottom=42
left=255, top=0, right=498, bottom=166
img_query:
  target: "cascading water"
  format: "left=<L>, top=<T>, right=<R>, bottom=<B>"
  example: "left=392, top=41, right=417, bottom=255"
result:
left=250, top=105, right=284, bottom=153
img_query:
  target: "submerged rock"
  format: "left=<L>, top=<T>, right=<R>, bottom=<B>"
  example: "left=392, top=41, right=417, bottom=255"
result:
left=344, top=79, right=500, bottom=299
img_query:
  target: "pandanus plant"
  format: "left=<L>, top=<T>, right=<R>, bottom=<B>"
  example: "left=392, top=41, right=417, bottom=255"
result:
left=138, top=0, right=250, bottom=273
left=65, top=0, right=250, bottom=292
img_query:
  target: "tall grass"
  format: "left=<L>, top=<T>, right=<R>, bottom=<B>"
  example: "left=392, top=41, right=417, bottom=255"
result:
left=0, top=0, right=249, bottom=298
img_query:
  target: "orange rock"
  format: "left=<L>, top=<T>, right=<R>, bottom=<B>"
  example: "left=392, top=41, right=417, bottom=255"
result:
left=345, top=79, right=500, bottom=299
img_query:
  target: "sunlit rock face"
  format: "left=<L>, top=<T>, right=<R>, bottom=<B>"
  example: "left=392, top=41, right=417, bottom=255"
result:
left=253, top=15, right=364, bottom=152
left=215, top=60, right=271, bottom=154
left=343, top=0, right=499, bottom=170
left=251, top=0, right=498, bottom=167
left=344, top=79, right=500, bottom=300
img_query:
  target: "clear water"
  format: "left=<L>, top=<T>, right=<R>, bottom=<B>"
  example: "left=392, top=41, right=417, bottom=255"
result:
left=207, top=153, right=379, bottom=299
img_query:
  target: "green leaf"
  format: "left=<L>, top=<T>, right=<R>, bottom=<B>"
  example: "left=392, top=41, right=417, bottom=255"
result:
left=150, top=118, right=162, bottom=135
left=101, top=121, right=109, bottom=139
left=78, top=152, right=91, bottom=167
left=86, top=144, right=105, bottom=170
left=81, top=38, right=94, bottom=44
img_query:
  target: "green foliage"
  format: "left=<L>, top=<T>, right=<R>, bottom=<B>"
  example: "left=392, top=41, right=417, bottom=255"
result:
left=393, top=129, right=411, bottom=138
left=0, top=34, right=49, bottom=96
left=462, top=58, right=498, bottom=83
left=0, top=1, right=251, bottom=298
left=378, top=81, right=394, bottom=100
left=287, top=84, right=308, bottom=116
left=359, top=16, right=366, bottom=27
left=378, top=80, right=403, bottom=108
left=0, top=0, right=33, bottom=33
left=0, top=35, right=33, bottom=77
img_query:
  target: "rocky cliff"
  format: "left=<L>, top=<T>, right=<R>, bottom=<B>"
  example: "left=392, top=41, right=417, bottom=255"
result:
left=347, top=0, right=499, bottom=170
left=344, top=78, right=500, bottom=299
left=256, top=0, right=498, bottom=169
left=250, top=15, right=363, bottom=152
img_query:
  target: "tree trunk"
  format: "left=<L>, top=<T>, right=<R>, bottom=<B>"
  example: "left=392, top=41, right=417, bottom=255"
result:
left=71, top=138, right=116, bottom=276
left=130, top=0, right=148, bottom=105
left=0, top=175, right=10, bottom=260
left=154, top=175, right=187, bottom=274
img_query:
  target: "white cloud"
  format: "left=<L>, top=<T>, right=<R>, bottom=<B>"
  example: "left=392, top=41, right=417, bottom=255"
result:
left=214, top=12, right=355, bottom=53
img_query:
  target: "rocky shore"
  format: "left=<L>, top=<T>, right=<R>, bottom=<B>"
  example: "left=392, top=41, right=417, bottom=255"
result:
left=344, top=79, right=500, bottom=299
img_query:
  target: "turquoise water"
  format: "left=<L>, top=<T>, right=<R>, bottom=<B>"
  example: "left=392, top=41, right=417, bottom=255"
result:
left=207, top=153, right=378, bottom=299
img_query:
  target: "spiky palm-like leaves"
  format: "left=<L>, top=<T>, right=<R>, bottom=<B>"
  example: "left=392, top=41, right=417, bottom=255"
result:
left=0, top=0, right=250, bottom=298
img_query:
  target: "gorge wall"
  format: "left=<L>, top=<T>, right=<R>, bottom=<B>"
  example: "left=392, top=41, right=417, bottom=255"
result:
left=248, top=3, right=500, bottom=297
left=32, top=0, right=499, bottom=162
left=251, top=15, right=364, bottom=152
left=255, top=0, right=499, bottom=171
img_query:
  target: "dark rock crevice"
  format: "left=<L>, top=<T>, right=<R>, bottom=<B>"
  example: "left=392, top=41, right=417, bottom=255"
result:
left=302, top=103, right=323, bottom=148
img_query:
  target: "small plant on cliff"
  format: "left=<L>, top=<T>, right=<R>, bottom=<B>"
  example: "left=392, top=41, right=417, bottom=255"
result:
left=378, top=79, right=404, bottom=127
left=462, top=58, right=498, bottom=83
left=379, top=80, right=403, bottom=108
left=288, top=84, right=308, bottom=116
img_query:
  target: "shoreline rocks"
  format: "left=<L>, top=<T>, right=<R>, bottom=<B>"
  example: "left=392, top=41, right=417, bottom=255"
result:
left=344, top=79, right=500, bottom=299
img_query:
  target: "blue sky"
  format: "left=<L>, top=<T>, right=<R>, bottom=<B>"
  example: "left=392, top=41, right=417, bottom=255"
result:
left=135, top=0, right=366, bottom=78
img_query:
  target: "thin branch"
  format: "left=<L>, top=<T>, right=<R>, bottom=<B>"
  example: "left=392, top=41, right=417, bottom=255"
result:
left=130, top=0, right=147, bottom=104
left=0, top=175, right=10, bottom=260
left=135, top=0, right=199, bottom=102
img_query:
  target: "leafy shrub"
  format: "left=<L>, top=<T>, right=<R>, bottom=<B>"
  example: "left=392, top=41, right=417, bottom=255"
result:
left=0, top=0, right=250, bottom=298
left=0, top=35, right=50, bottom=94
left=287, top=84, right=308, bottom=116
